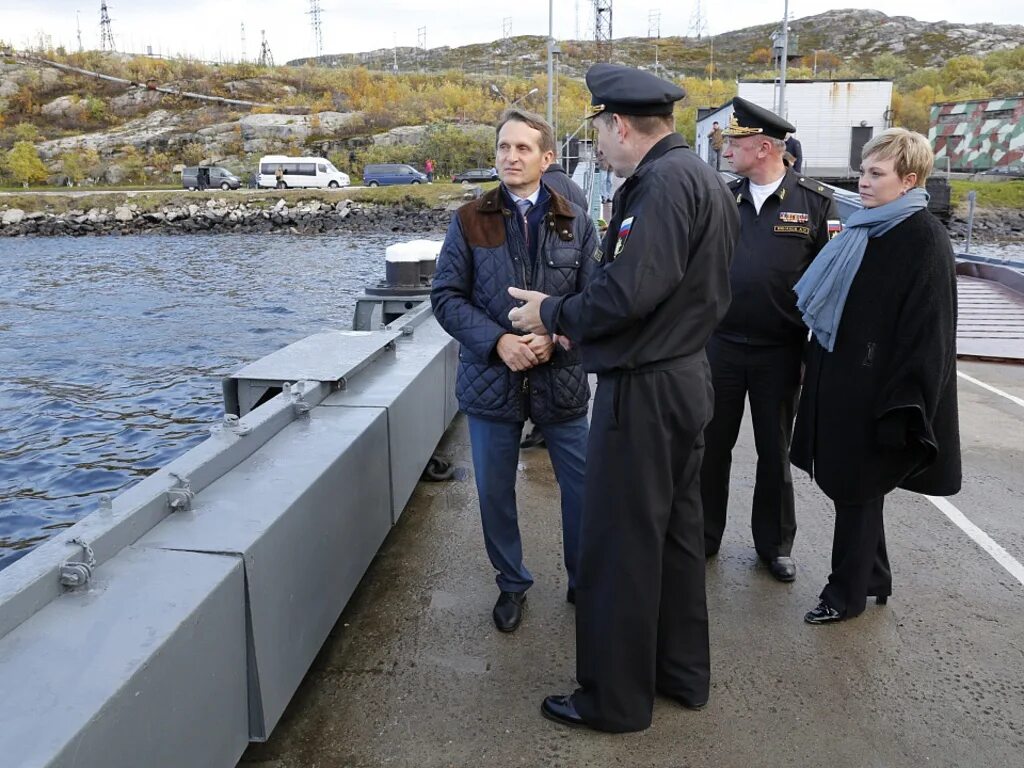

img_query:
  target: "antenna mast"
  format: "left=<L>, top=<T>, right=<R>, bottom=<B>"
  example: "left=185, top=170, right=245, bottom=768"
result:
left=594, top=0, right=612, bottom=62
left=257, top=29, right=274, bottom=67
left=240, top=22, right=246, bottom=63
left=76, top=11, right=84, bottom=52
left=99, top=1, right=116, bottom=52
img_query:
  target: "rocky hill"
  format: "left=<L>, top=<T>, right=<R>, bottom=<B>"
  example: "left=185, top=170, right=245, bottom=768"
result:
left=2, top=9, right=1022, bottom=188
left=296, top=10, right=1024, bottom=78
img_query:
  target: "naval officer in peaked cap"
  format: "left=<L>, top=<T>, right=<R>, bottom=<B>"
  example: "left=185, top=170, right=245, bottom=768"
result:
left=701, top=96, right=839, bottom=583
left=507, top=63, right=739, bottom=732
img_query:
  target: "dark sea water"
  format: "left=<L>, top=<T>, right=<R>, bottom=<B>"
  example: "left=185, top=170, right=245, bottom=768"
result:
left=0, top=231, right=1020, bottom=571
left=0, top=231, right=440, bottom=570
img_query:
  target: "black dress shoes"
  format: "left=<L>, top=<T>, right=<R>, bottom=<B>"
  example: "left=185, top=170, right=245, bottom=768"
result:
left=519, top=428, right=546, bottom=449
left=541, top=694, right=588, bottom=728
left=657, top=687, right=708, bottom=711
left=566, top=587, right=576, bottom=605
left=493, top=590, right=527, bottom=632
left=804, top=599, right=843, bottom=625
left=767, top=556, right=797, bottom=582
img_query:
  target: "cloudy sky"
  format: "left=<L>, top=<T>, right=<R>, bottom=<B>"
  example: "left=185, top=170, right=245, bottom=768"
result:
left=5, top=1, right=1022, bottom=64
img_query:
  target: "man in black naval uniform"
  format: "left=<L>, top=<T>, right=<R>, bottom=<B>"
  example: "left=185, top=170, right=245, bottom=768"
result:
left=701, top=97, right=839, bottom=580
left=507, top=63, right=739, bottom=732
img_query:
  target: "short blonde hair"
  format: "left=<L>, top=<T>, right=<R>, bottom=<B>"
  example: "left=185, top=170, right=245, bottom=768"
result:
left=861, top=127, right=934, bottom=187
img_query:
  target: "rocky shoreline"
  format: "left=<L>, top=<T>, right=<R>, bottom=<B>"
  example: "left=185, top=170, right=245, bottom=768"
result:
left=0, top=198, right=454, bottom=237
left=946, top=207, right=1024, bottom=243
left=1, top=198, right=1023, bottom=241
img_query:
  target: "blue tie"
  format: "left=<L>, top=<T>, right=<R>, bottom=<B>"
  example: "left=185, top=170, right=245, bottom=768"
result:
left=516, top=198, right=532, bottom=245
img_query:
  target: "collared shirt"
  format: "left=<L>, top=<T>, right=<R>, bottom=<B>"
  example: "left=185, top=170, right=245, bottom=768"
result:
left=503, top=184, right=549, bottom=269
left=717, top=168, right=839, bottom=345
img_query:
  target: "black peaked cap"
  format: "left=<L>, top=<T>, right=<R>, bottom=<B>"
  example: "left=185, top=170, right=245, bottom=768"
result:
left=723, top=96, right=795, bottom=140
left=585, top=63, right=686, bottom=118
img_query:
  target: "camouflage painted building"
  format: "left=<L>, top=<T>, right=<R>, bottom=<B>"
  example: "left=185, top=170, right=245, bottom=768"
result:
left=930, top=97, right=1024, bottom=172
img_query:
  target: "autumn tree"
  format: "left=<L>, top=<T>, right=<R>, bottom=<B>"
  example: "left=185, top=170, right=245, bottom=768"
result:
left=941, top=56, right=989, bottom=92
left=5, top=141, right=49, bottom=186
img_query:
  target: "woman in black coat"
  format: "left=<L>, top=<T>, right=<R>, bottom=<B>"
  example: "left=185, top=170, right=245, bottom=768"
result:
left=790, top=127, right=961, bottom=624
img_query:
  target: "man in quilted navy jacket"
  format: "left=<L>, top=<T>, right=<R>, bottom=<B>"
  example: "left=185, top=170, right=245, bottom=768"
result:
left=431, top=109, right=600, bottom=634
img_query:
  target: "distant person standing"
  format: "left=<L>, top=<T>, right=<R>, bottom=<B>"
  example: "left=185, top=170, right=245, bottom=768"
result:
left=542, top=161, right=587, bottom=210
left=710, top=120, right=724, bottom=170
left=785, top=134, right=803, bottom=172
left=275, top=166, right=285, bottom=189
left=425, top=157, right=435, bottom=182
left=702, top=97, right=838, bottom=582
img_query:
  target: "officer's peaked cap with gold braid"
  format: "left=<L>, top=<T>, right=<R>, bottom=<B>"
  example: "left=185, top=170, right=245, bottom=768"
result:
left=723, top=96, right=795, bottom=140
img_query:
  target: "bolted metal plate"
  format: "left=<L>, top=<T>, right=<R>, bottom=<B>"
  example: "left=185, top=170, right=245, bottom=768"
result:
left=227, top=329, right=401, bottom=384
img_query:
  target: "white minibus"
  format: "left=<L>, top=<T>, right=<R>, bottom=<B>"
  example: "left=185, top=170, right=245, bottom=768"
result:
left=257, top=155, right=350, bottom=189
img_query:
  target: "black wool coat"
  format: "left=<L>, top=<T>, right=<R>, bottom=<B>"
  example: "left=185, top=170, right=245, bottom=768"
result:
left=790, top=209, right=962, bottom=504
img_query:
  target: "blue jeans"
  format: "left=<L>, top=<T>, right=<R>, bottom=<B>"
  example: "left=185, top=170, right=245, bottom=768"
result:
left=467, top=414, right=588, bottom=593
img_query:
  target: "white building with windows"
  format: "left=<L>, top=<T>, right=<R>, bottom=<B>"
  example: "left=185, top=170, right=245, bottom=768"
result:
left=695, top=79, right=894, bottom=178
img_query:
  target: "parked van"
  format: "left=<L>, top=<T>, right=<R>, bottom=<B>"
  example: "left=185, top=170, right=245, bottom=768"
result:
left=257, top=156, right=350, bottom=189
left=182, top=166, right=240, bottom=190
left=362, top=163, right=429, bottom=187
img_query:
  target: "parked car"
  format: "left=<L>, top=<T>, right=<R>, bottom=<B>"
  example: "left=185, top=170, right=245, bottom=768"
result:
left=182, top=166, right=241, bottom=190
left=362, top=163, right=429, bottom=187
left=451, top=168, right=499, bottom=183
left=980, top=166, right=1024, bottom=179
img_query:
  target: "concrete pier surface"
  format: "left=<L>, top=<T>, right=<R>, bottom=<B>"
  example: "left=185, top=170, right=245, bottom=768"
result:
left=239, top=360, right=1024, bottom=768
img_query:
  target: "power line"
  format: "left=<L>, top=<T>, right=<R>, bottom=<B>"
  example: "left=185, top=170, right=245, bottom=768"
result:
left=648, top=9, right=660, bottom=39
left=308, top=0, right=324, bottom=61
left=689, top=0, right=707, bottom=41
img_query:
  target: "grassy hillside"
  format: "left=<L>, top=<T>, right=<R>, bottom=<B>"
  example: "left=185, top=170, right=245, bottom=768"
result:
left=2, top=9, right=1022, bottom=188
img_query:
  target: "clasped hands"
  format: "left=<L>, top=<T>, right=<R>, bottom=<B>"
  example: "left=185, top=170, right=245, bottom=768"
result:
left=500, top=287, right=572, bottom=372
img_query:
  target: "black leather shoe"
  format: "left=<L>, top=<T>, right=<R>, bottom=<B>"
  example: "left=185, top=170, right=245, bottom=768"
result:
left=541, top=694, right=588, bottom=728
left=519, top=428, right=546, bottom=449
left=566, top=587, right=576, bottom=604
left=657, top=687, right=708, bottom=711
left=704, top=542, right=720, bottom=559
left=493, top=590, right=527, bottom=632
left=767, top=556, right=797, bottom=582
left=804, top=599, right=843, bottom=625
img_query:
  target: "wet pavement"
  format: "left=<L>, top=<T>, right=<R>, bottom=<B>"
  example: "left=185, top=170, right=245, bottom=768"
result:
left=238, top=360, right=1024, bottom=768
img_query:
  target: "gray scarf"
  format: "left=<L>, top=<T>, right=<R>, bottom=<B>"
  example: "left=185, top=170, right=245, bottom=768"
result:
left=794, top=187, right=929, bottom=352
